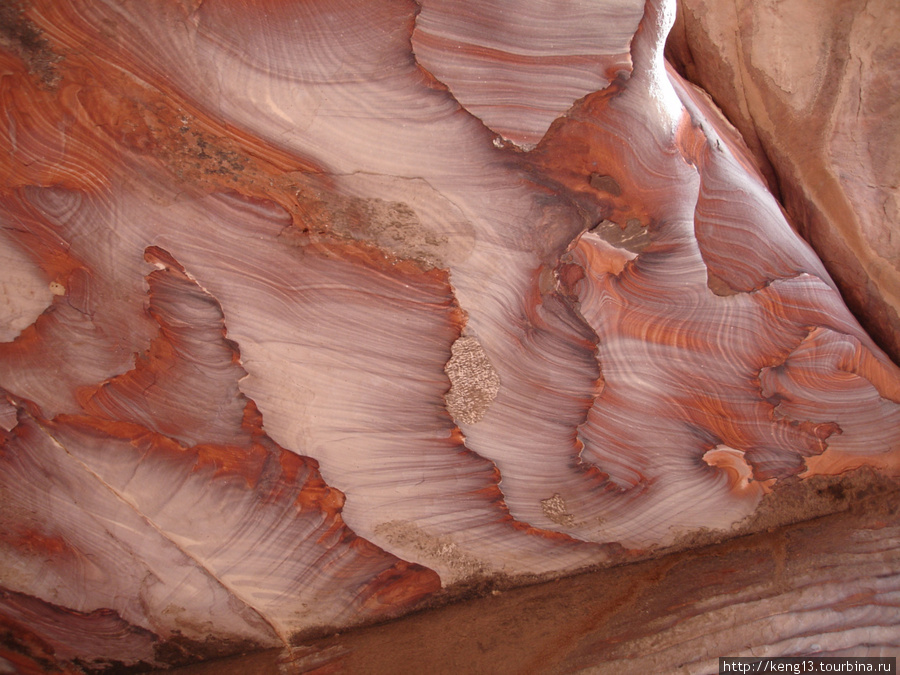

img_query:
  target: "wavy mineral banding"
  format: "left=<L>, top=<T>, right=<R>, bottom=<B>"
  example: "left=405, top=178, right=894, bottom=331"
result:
left=6, top=182, right=610, bottom=583
left=0, top=411, right=278, bottom=660
left=519, top=0, right=900, bottom=545
left=1, top=0, right=899, bottom=669
left=411, top=0, right=645, bottom=147
left=0, top=242, right=445, bottom=660
left=43, top=414, right=440, bottom=638
left=0, top=586, right=157, bottom=669
left=667, top=0, right=900, bottom=365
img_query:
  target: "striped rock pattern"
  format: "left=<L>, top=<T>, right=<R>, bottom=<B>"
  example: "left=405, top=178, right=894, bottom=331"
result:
left=0, top=0, right=897, bottom=670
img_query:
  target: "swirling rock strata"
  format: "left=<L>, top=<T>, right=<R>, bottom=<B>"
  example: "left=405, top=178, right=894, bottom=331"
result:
left=0, top=0, right=898, bottom=670
left=667, top=0, right=900, bottom=364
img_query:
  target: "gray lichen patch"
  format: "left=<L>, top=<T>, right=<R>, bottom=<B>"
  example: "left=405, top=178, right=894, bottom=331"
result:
left=327, top=194, right=450, bottom=269
left=299, top=173, right=476, bottom=270
left=540, top=494, right=576, bottom=527
left=444, top=336, right=500, bottom=425
left=374, top=520, right=491, bottom=586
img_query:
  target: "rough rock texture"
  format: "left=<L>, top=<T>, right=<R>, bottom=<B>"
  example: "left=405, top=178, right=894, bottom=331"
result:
left=0, top=0, right=898, bottom=671
left=667, top=0, right=900, bottom=364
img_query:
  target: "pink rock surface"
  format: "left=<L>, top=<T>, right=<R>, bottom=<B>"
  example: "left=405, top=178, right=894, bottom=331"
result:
left=668, top=0, right=900, bottom=364
left=0, top=0, right=898, bottom=669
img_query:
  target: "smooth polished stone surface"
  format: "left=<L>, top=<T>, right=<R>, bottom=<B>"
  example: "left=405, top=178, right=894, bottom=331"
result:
left=0, top=0, right=898, bottom=670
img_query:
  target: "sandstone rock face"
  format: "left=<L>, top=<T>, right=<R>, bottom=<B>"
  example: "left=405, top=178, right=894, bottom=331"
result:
left=0, top=0, right=898, bottom=671
left=667, top=0, right=900, bottom=364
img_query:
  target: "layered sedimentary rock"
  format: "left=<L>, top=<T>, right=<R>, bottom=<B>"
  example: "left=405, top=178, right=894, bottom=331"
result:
left=174, top=482, right=900, bottom=674
left=667, top=0, right=900, bottom=364
left=0, top=0, right=898, bottom=671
